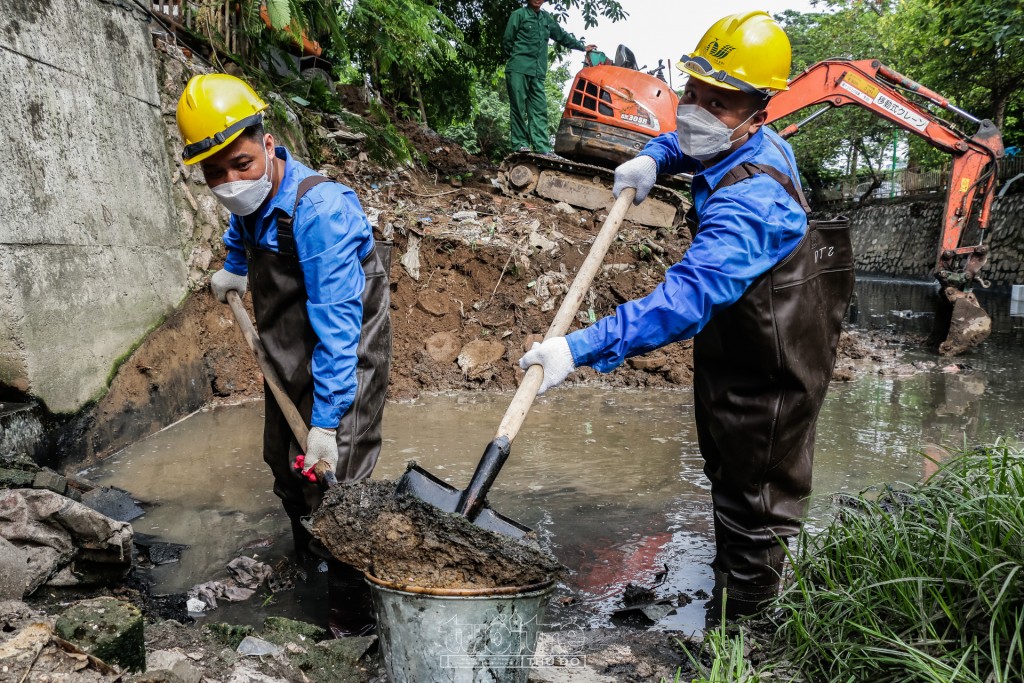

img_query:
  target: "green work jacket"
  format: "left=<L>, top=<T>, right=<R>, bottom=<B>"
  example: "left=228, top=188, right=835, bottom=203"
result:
left=503, top=7, right=584, bottom=77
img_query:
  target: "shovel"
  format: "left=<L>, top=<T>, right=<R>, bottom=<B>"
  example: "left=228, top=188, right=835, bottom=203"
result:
left=225, top=290, right=337, bottom=488
left=396, top=188, right=639, bottom=540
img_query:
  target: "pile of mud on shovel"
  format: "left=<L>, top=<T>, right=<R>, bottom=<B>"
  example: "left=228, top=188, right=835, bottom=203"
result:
left=310, top=478, right=562, bottom=588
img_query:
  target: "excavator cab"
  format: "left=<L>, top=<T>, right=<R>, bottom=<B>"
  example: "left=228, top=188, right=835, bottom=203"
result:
left=554, top=44, right=678, bottom=167
left=613, top=45, right=639, bottom=70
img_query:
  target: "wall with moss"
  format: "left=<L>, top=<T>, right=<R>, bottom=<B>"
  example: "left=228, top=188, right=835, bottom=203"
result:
left=0, top=0, right=188, bottom=412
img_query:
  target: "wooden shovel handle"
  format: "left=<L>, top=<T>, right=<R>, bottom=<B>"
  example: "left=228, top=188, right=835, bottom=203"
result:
left=226, top=290, right=309, bottom=452
left=495, top=187, right=636, bottom=442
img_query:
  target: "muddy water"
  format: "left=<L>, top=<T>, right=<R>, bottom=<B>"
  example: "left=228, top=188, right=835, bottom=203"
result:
left=88, top=281, right=1023, bottom=634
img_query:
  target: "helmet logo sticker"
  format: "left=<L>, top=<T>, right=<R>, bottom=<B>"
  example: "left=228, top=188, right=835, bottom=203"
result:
left=706, top=40, right=735, bottom=60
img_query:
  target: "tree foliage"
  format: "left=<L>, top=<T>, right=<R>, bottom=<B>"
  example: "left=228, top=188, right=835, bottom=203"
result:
left=775, top=0, right=1022, bottom=201
left=881, top=0, right=1024, bottom=129
left=774, top=5, right=901, bottom=200
left=254, top=0, right=623, bottom=132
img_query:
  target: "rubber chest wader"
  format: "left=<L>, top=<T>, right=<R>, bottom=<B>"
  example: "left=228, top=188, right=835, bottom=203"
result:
left=246, top=176, right=392, bottom=524
left=692, top=162, right=854, bottom=618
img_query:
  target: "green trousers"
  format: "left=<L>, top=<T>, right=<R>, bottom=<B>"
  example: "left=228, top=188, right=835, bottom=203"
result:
left=506, top=70, right=550, bottom=153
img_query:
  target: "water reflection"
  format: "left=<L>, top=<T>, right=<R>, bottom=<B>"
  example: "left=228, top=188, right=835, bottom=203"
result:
left=90, top=374, right=1020, bottom=633
left=88, top=280, right=1022, bottom=633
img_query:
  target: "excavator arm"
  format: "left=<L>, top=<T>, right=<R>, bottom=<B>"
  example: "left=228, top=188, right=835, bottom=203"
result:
left=764, top=59, right=1005, bottom=355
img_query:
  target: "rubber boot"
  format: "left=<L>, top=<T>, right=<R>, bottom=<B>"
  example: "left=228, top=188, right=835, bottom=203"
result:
left=327, top=559, right=375, bottom=638
left=705, top=568, right=779, bottom=628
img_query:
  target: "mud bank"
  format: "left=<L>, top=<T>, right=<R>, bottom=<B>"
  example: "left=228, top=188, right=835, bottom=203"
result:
left=62, top=162, right=699, bottom=466
left=311, top=479, right=562, bottom=589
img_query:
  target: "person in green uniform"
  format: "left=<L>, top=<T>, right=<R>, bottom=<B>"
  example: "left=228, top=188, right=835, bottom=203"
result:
left=503, top=0, right=596, bottom=153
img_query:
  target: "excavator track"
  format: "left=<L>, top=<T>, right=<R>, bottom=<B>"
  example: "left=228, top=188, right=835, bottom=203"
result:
left=497, top=152, right=691, bottom=230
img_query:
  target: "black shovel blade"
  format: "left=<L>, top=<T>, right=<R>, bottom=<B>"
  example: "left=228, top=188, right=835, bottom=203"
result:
left=395, top=462, right=533, bottom=540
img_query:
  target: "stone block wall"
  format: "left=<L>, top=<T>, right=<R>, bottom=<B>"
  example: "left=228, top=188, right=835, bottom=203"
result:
left=845, top=193, right=1024, bottom=287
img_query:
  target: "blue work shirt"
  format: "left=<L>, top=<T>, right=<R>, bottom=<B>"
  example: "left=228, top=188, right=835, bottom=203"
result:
left=566, top=127, right=808, bottom=372
left=222, top=147, right=374, bottom=429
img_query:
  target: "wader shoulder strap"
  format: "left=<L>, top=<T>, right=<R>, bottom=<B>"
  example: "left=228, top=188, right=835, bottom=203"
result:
left=275, top=175, right=333, bottom=258
left=715, top=162, right=812, bottom=213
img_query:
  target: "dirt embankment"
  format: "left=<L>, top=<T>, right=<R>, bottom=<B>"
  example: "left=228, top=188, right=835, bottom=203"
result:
left=99, top=157, right=699, bottom=437
left=91, top=125, right=871, bottom=464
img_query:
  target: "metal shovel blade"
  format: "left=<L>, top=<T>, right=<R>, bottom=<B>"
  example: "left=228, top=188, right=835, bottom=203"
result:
left=395, top=444, right=532, bottom=540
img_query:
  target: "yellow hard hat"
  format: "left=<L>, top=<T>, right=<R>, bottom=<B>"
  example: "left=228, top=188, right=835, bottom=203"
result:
left=177, top=74, right=269, bottom=165
left=679, top=11, right=791, bottom=96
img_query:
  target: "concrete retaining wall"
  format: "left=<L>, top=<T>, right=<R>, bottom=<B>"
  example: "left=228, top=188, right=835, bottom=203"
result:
left=845, top=193, right=1024, bottom=287
left=0, top=0, right=188, bottom=412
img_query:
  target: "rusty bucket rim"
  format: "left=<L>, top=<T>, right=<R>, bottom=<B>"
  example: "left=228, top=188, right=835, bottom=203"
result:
left=364, top=572, right=555, bottom=597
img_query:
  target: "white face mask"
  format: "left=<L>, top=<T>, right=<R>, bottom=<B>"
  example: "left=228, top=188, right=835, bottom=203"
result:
left=675, top=104, right=758, bottom=161
left=210, top=146, right=274, bottom=216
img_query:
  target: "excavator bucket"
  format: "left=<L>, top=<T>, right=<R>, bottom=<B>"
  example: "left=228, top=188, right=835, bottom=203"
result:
left=937, top=288, right=992, bottom=356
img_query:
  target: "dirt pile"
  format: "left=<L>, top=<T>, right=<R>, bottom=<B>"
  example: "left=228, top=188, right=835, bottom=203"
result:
left=199, top=164, right=700, bottom=405
left=310, top=477, right=563, bottom=589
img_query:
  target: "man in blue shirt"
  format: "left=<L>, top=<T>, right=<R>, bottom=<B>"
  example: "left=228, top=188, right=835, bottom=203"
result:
left=177, top=74, right=391, bottom=636
left=520, top=13, right=853, bottom=620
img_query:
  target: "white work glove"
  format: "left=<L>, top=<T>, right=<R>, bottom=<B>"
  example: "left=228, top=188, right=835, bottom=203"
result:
left=613, top=155, right=658, bottom=205
left=519, top=337, right=576, bottom=395
left=302, top=426, right=338, bottom=476
left=210, top=268, right=248, bottom=303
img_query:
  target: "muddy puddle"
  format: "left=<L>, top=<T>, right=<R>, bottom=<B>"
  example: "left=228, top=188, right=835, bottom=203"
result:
left=85, top=280, right=1024, bottom=634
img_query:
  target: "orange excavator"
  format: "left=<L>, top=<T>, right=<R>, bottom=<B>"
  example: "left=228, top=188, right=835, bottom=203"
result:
left=501, top=49, right=1003, bottom=355
left=765, top=59, right=1003, bottom=355
left=500, top=47, right=686, bottom=231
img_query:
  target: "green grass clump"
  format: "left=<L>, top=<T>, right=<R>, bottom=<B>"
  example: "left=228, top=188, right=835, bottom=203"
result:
left=674, top=616, right=765, bottom=683
left=774, top=444, right=1024, bottom=682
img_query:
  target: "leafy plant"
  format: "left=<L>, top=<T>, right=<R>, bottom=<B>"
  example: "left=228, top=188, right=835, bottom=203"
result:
left=341, top=100, right=418, bottom=166
left=774, top=445, right=1024, bottom=682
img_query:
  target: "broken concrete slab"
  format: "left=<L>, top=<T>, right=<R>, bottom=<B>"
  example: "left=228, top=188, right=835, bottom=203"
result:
left=286, top=637, right=378, bottom=681
left=262, top=616, right=327, bottom=645
left=54, top=596, right=145, bottom=672
left=535, top=171, right=678, bottom=228
left=0, top=622, right=120, bottom=681
left=80, top=486, right=145, bottom=522
left=457, top=339, right=506, bottom=379
left=529, top=228, right=559, bottom=254
left=0, top=467, right=36, bottom=488
left=424, top=330, right=461, bottom=364
left=32, top=469, right=67, bottom=494
left=223, top=661, right=290, bottom=683
left=147, top=649, right=203, bottom=683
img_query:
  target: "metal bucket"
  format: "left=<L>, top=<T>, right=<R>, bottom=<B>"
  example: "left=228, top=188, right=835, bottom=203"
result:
left=367, top=574, right=556, bottom=683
